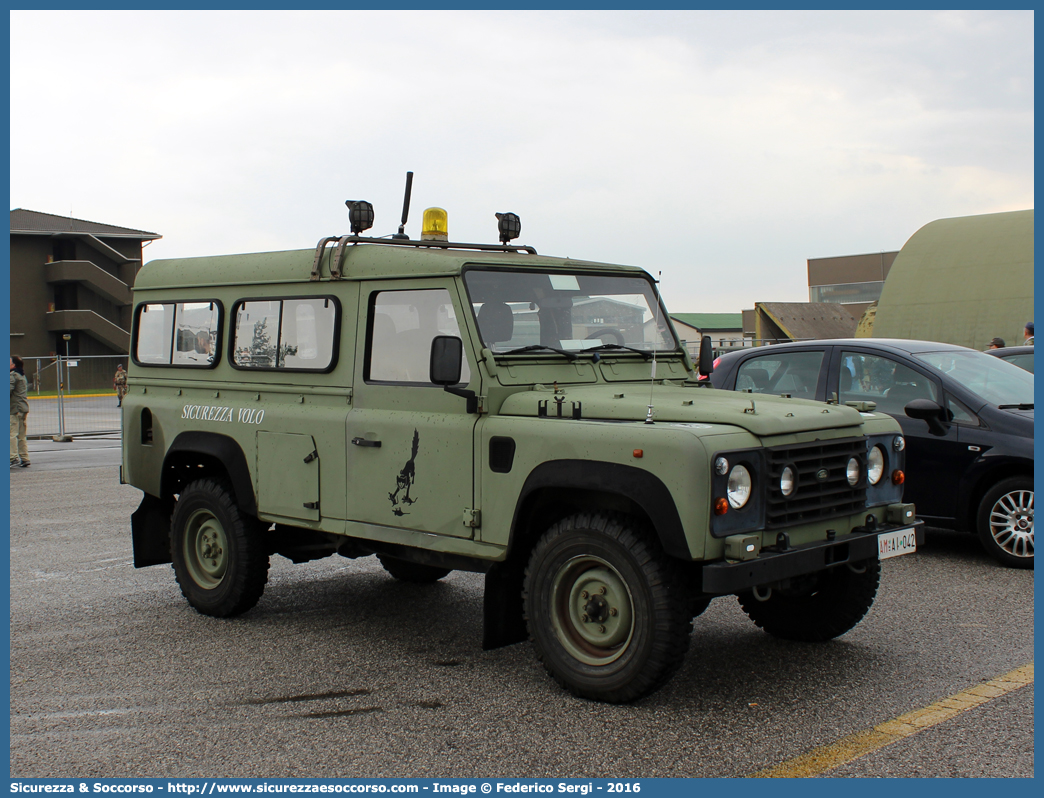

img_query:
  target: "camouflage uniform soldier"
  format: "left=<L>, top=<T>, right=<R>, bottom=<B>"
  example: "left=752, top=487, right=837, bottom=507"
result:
left=114, top=364, right=128, bottom=407
left=10, top=355, right=30, bottom=467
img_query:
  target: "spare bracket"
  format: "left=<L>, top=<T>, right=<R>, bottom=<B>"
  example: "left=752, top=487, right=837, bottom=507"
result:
left=537, top=398, right=583, bottom=419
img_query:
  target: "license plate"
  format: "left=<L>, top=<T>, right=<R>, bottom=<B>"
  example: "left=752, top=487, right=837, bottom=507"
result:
left=878, top=527, right=918, bottom=559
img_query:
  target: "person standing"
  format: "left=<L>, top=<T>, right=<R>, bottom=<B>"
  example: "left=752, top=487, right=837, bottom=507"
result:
left=10, top=356, right=30, bottom=468
left=988, top=337, right=1006, bottom=349
left=1024, top=322, right=1034, bottom=345
left=114, top=363, right=128, bottom=407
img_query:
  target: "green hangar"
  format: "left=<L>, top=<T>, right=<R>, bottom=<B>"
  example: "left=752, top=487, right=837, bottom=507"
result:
left=863, top=209, right=1033, bottom=349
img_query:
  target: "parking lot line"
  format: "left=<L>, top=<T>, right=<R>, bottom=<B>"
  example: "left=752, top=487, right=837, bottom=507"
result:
left=749, top=663, right=1034, bottom=778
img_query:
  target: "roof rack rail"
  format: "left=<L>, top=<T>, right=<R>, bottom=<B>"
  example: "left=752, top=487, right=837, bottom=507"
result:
left=310, top=235, right=538, bottom=281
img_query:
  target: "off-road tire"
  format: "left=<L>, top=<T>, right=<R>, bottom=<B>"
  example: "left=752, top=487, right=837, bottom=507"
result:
left=976, top=477, right=1034, bottom=569
left=377, top=554, right=452, bottom=583
left=170, top=479, right=270, bottom=617
left=738, top=559, right=880, bottom=642
left=523, top=512, right=692, bottom=703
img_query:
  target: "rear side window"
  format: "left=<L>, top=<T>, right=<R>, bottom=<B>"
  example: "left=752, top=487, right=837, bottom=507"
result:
left=734, top=351, right=824, bottom=399
left=133, top=301, right=221, bottom=367
left=1003, top=353, right=1034, bottom=373
left=232, top=296, right=339, bottom=371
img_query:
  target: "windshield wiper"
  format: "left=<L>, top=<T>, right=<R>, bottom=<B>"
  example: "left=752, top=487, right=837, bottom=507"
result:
left=583, top=343, right=654, bottom=361
left=998, top=403, right=1034, bottom=410
left=499, top=344, right=579, bottom=361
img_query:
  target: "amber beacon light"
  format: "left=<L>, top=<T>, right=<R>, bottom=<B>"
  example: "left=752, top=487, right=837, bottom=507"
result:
left=421, top=207, right=448, bottom=241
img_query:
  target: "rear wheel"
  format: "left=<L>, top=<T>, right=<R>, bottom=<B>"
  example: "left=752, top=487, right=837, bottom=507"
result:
left=976, top=477, right=1034, bottom=569
left=170, top=479, right=270, bottom=617
left=738, top=559, right=880, bottom=642
left=523, top=512, right=691, bottom=703
left=377, top=554, right=451, bottom=583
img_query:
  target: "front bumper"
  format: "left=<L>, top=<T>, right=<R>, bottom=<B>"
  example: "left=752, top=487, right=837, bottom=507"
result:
left=700, top=521, right=924, bottom=595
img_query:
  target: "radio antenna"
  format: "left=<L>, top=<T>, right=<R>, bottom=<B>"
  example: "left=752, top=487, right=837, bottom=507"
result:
left=646, top=271, right=663, bottom=425
left=392, top=171, right=414, bottom=239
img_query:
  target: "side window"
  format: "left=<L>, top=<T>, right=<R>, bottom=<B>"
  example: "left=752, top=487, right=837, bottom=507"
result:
left=840, top=351, right=938, bottom=415
left=945, top=394, right=978, bottom=426
left=734, top=351, right=823, bottom=399
left=234, top=301, right=280, bottom=367
left=232, top=297, right=338, bottom=370
left=135, top=303, right=173, bottom=364
left=367, top=289, right=471, bottom=385
left=281, top=298, right=337, bottom=369
left=172, top=303, right=220, bottom=365
left=1005, top=353, right=1034, bottom=373
left=134, top=301, right=220, bottom=367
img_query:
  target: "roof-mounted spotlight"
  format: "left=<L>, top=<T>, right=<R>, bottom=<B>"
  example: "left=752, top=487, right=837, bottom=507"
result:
left=345, top=200, right=374, bottom=235
left=496, top=212, right=521, bottom=244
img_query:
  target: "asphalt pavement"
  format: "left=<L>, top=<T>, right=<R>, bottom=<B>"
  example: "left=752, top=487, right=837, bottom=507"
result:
left=8, top=449, right=1034, bottom=779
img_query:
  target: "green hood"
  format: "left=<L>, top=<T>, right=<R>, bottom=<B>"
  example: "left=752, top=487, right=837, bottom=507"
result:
left=497, top=384, right=864, bottom=437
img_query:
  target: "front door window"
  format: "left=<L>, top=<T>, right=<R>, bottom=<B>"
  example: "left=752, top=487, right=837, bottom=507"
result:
left=839, top=352, right=938, bottom=414
left=367, top=289, right=471, bottom=385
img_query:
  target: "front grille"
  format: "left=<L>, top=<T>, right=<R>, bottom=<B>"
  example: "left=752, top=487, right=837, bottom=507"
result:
left=765, top=437, right=866, bottom=529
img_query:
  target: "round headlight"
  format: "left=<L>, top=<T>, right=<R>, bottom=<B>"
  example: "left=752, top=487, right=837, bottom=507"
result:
left=715, top=456, right=729, bottom=476
left=780, top=465, right=796, bottom=497
left=846, top=457, right=861, bottom=486
left=727, top=465, right=752, bottom=508
left=893, top=435, right=905, bottom=452
left=867, top=446, right=885, bottom=485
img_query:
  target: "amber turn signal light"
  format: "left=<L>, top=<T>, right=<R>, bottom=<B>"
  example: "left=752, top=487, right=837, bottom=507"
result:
left=633, top=449, right=643, bottom=458
left=892, top=469, right=905, bottom=485
left=714, top=497, right=729, bottom=515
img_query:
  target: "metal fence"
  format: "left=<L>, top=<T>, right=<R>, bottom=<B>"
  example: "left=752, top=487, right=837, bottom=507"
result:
left=17, top=341, right=810, bottom=439
left=680, top=338, right=812, bottom=358
left=21, top=354, right=125, bottom=439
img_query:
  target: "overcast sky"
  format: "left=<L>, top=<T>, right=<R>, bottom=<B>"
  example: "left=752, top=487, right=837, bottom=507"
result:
left=9, top=10, right=1034, bottom=313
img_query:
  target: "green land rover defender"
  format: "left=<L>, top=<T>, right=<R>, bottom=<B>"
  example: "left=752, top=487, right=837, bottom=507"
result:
left=123, top=196, right=922, bottom=702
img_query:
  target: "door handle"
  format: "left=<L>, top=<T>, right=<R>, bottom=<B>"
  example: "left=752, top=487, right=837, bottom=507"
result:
left=351, top=437, right=381, bottom=448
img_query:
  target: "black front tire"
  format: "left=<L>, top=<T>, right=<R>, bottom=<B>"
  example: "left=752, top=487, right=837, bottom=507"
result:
left=170, top=479, right=270, bottom=617
left=377, top=554, right=452, bottom=583
left=976, top=477, right=1034, bottom=569
left=738, top=559, right=880, bottom=642
left=523, top=512, right=692, bottom=703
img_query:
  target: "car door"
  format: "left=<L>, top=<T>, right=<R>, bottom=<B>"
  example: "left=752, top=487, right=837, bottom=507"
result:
left=345, top=281, right=479, bottom=538
left=831, top=347, right=974, bottom=522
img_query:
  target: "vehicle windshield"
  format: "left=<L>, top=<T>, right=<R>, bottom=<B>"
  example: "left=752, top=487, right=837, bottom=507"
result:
left=915, top=350, right=1034, bottom=407
left=462, top=269, right=677, bottom=355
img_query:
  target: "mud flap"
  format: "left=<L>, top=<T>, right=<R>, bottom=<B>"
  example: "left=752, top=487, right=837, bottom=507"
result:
left=131, top=493, right=175, bottom=568
left=482, top=559, right=528, bottom=650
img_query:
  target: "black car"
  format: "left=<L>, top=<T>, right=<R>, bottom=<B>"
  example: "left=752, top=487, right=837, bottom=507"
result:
left=985, top=344, right=1034, bottom=373
left=710, top=339, right=1033, bottom=568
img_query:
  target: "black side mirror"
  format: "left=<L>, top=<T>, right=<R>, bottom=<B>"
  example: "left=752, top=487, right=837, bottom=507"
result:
left=430, top=335, right=463, bottom=385
left=430, top=335, right=477, bottom=413
left=905, top=398, right=948, bottom=436
left=698, top=335, right=714, bottom=377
